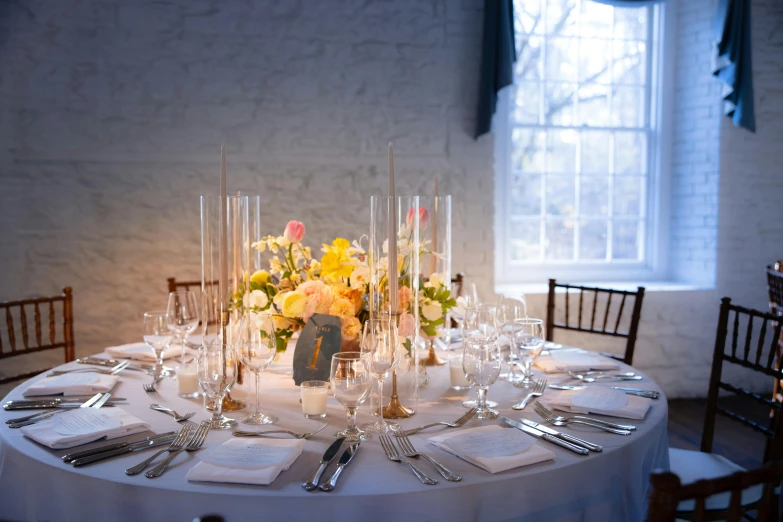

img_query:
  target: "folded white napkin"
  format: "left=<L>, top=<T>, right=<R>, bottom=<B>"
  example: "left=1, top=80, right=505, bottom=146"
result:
left=21, top=407, right=150, bottom=449
left=23, top=373, right=119, bottom=397
left=546, top=387, right=651, bottom=420
left=105, top=342, right=194, bottom=362
left=534, top=349, right=619, bottom=373
left=428, top=425, right=555, bottom=473
left=186, top=438, right=305, bottom=486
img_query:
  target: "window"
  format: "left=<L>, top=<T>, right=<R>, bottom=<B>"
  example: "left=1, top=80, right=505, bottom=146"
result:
left=495, top=0, right=664, bottom=284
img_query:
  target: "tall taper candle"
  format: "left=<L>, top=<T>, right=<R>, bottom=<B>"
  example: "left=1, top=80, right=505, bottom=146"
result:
left=388, top=142, right=398, bottom=314
left=219, top=146, right=228, bottom=312
left=431, top=176, right=438, bottom=277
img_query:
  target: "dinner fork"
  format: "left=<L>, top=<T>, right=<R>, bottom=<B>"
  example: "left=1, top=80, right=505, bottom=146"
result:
left=145, top=421, right=210, bottom=478
left=512, top=378, right=547, bottom=410
left=533, top=402, right=632, bottom=435
left=48, top=360, right=130, bottom=377
left=395, top=434, right=461, bottom=482
left=232, top=424, right=327, bottom=439
left=8, top=392, right=111, bottom=428
left=149, top=404, right=196, bottom=426
left=534, top=401, right=637, bottom=431
left=399, top=407, right=477, bottom=436
left=567, top=371, right=642, bottom=383
left=126, top=424, right=192, bottom=475
left=143, top=374, right=165, bottom=394
left=379, top=435, right=438, bottom=485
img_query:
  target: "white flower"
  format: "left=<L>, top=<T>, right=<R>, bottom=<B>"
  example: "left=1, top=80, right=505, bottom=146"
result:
left=277, top=236, right=291, bottom=248
left=252, top=240, right=266, bottom=252
left=250, top=311, right=274, bottom=336
left=421, top=299, right=443, bottom=322
left=350, top=265, right=370, bottom=289
left=425, top=272, right=446, bottom=289
left=270, top=257, right=284, bottom=274
left=244, top=290, right=268, bottom=311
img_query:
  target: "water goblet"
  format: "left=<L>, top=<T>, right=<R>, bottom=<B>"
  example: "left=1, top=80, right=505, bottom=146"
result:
left=330, top=352, right=370, bottom=442
left=513, top=318, right=545, bottom=388
left=197, top=338, right=238, bottom=430
left=166, top=291, right=199, bottom=363
left=462, top=304, right=500, bottom=343
left=234, top=313, right=278, bottom=425
left=143, top=311, right=173, bottom=372
left=360, top=318, right=400, bottom=434
left=462, top=339, right=502, bottom=420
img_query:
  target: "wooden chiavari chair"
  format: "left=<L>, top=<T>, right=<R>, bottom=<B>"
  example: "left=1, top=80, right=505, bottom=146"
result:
left=668, top=298, right=783, bottom=519
left=647, top=460, right=783, bottom=522
left=766, top=263, right=783, bottom=408
left=0, top=287, right=75, bottom=385
left=545, top=279, right=645, bottom=365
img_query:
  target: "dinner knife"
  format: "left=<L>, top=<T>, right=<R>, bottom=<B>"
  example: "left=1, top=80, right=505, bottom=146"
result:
left=6, top=392, right=105, bottom=427
left=4, top=401, right=121, bottom=410
left=5, top=397, right=127, bottom=404
left=302, top=437, right=345, bottom=491
left=610, top=387, right=660, bottom=399
left=499, top=416, right=589, bottom=455
left=62, top=432, right=177, bottom=463
left=319, top=442, right=359, bottom=491
left=71, top=436, right=178, bottom=467
left=520, top=419, right=602, bottom=452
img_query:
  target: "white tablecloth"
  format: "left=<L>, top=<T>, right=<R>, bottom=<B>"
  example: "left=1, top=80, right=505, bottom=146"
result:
left=0, top=347, right=669, bottom=522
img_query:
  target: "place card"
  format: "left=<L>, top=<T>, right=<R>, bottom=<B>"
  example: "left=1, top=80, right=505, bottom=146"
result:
left=53, top=409, right=122, bottom=436
left=42, top=374, right=99, bottom=388
left=445, top=428, right=533, bottom=458
left=292, top=314, right=342, bottom=385
left=201, top=443, right=299, bottom=470
left=570, top=387, right=629, bottom=411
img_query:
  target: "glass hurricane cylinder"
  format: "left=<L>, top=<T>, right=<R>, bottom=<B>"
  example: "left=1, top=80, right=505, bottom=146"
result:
left=200, top=195, right=254, bottom=418
left=418, top=195, right=452, bottom=360
left=369, top=195, right=420, bottom=418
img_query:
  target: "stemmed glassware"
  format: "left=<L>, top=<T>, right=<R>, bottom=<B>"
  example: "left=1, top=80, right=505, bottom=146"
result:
left=462, top=339, right=501, bottom=420
left=498, top=295, right=528, bottom=383
left=166, top=291, right=199, bottom=363
left=142, top=311, right=173, bottom=372
left=461, top=304, right=500, bottom=408
left=512, top=318, right=545, bottom=388
left=330, top=352, right=370, bottom=442
left=234, top=313, right=278, bottom=425
left=360, top=318, right=400, bottom=434
left=197, top=337, right=238, bottom=429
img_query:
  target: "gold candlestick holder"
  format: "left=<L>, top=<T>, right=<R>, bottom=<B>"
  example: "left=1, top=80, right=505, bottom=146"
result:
left=421, top=339, right=446, bottom=366
left=380, top=371, right=413, bottom=419
left=213, top=311, right=246, bottom=412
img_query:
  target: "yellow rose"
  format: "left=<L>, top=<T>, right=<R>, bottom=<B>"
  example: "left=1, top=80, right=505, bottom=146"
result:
left=249, top=270, right=270, bottom=286
left=329, top=298, right=355, bottom=317
left=281, top=291, right=307, bottom=319
left=340, top=316, right=362, bottom=341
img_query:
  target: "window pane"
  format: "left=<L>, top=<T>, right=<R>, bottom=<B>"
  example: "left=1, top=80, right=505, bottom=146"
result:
left=543, top=82, right=576, bottom=125
left=546, top=175, right=575, bottom=216
left=612, top=86, right=645, bottom=127
left=580, top=176, right=609, bottom=217
left=515, top=0, right=542, bottom=36
left=576, top=82, right=611, bottom=126
left=510, top=174, right=542, bottom=216
left=545, top=37, right=578, bottom=81
left=516, top=36, right=543, bottom=81
left=510, top=220, right=541, bottom=260
left=613, top=8, right=647, bottom=40
left=579, top=220, right=608, bottom=260
left=579, top=39, right=611, bottom=83
left=545, top=219, right=575, bottom=260
left=579, top=1, right=612, bottom=38
left=613, top=176, right=642, bottom=217
left=614, top=132, right=647, bottom=174
left=512, top=129, right=545, bottom=172
left=546, top=129, right=577, bottom=173
left=613, top=40, right=646, bottom=85
left=580, top=130, right=610, bottom=173
left=545, top=0, right=578, bottom=36
left=513, top=83, right=540, bottom=124
left=613, top=220, right=641, bottom=260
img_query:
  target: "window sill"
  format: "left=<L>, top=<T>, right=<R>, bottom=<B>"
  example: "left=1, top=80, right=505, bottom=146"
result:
left=495, top=281, right=715, bottom=296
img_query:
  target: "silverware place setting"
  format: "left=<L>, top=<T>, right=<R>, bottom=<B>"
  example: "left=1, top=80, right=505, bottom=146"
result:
left=519, top=419, right=602, bottom=452
left=7, top=392, right=112, bottom=428
left=567, top=371, right=643, bottom=383
left=145, top=421, right=210, bottom=478
left=533, top=402, right=634, bottom=435
left=66, top=432, right=178, bottom=467
left=500, top=416, right=589, bottom=455
left=319, top=442, right=360, bottom=492
left=302, top=437, right=345, bottom=491
left=512, top=378, right=547, bottom=410
left=548, top=384, right=660, bottom=399
left=126, top=424, right=193, bottom=476
left=379, top=434, right=438, bottom=485
left=233, top=424, right=328, bottom=440
left=399, top=407, right=477, bottom=436
left=394, top=433, right=461, bottom=481
left=149, top=404, right=197, bottom=426
left=47, top=360, right=130, bottom=377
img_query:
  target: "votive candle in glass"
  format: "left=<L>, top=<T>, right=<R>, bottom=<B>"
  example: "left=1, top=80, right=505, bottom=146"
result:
left=301, top=380, right=328, bottom=418
left=449, top=353, right=471, bottom=390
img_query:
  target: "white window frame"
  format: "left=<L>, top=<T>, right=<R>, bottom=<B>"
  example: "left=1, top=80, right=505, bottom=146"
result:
left=494, top=2, right=671, bottom=285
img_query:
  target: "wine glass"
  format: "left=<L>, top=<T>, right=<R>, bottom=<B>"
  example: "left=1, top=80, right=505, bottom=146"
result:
left=462, top=304, right=500, bottom=343
left=143, top=311, right=173, bottom=371
left=462, top=339, right=501, bottom=420
left=450, top=294, right=477, bottom=340
left=330, top=352, right=370, bottom=442
left=360, top=318, right=400, bottom=434
left=197, top=337, right=238, bottom=430
left=166, top=291, right=199, bottom=363
left=234, top=313, right=278, bottom=425
left=513, top=318, right=545, bottom=388
left=498, top=296, right=528, bottom=383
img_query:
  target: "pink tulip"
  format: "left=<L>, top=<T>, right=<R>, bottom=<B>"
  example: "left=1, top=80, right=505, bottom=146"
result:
left=284, top=220, right=305, bottom=243
left=398, top=311, right=415, bottom=338
left=406, top=207, right=429, bottom=229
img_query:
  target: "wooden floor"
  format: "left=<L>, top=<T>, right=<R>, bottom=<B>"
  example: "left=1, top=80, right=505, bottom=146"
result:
left=668, top=396, right=771, bottom=469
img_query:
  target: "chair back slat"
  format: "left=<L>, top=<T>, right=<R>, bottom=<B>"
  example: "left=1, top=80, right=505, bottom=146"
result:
left=0, top=287, right=75, bottom=385
left=730, top=309, right=740, bottom=358
left=647, top=461, right=783, bottom=522
left=757, top=317, right=768, bottom=366
left=546, top=279, right=645, bottom=365
left=742, top=314, right=753, bottom=362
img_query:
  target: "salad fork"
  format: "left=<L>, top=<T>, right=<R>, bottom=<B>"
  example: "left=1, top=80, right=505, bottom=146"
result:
left=126, top=424, right=192, bottom=475
left=379, top=435, right=437, bottom=485
left=534, top=402, right=632, bottom=435
left=149, top=404, right=196, bottom=426
left=395, top=434, right=461, bottom=482
left=232, top=424, right=327, bottom=439
left=512, top=378, right=547, bottom=410
left=143, top=374, right=165, bottom=394
left=399, top=407, right=477, bottom=436
left=145, top=421, right=210, bottom=478
left=48, top=360, right=130, bottom=377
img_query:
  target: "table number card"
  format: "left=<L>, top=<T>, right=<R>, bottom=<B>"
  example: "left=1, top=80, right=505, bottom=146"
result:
left=293, top=314, right=342, bottom=385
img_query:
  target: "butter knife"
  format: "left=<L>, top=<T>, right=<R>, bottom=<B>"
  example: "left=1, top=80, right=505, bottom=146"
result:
left=62, top=432, right=177, bottom=463
left=500, top=416, right=589, bottom=455
left=611, top=387, right=660, bottom=399
left=520, top=419, right=602, bottom=452
left=302, top=437, right=345, bottom=491
left=319, top=442, right=359, bottom=491
left=72, top=436, right=177, bottom=467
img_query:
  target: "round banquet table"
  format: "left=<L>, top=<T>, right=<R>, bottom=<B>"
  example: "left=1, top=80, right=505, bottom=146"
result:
left=0, top=346, right=669, bottom=522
